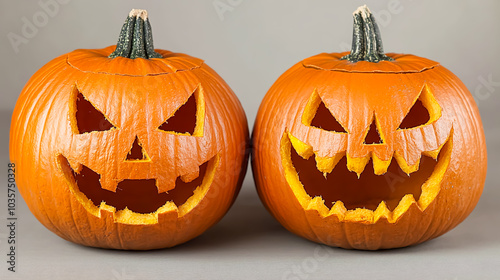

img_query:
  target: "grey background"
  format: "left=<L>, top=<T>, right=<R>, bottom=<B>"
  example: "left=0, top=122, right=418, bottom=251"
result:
left=1, top=0, right=499, bottom=279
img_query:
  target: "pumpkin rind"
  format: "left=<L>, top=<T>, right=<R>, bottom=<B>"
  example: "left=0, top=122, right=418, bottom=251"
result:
left=9, top=10, right=249, bottom=250
left=252, top=6, right=486, bottom=250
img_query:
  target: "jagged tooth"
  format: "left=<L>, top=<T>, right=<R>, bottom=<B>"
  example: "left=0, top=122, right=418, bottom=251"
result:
left=180, top=167, right=199, bottom=183
left=99, top=202, right=116, bottom=213
left=288, top=132, right=314, bottom=159
left=422, top=150, right=439, bottom=160
left=422, top=135, right=450, bottom=160
left=373, top=201, right=392, bottom=222
left=315, top=152, right=345, bottom=176
left=158, top=203, right=180, bottom=223
left=329, top=200, right=347, bottom=220
left=67, top=158, right=82, bottom=174
left=372, top=154, right=392, bottom=175
left=156, top=176, right=177, bottom=193
left=394, top=153, right=420, bottom=175
left=306, top=196, right=329, bottom=217
left=346, top=154, right=370, bottom=178
left=345, top=208, right=374, bottom=223
left=157, top=201, right=178, bottom=214
left=422, top=146, right=441, bottom=160
left=99, top=174, right=118, bottom=192
left=392, top=194, right=418, bottom=222
left=114, top=207, right=159, bottom=225
left=98, top=202, right=116, bottom=220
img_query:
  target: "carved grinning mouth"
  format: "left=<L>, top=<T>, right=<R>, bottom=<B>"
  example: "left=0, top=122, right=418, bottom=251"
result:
left=281, top=132, right=452, bottom=223
left=58, top=154, right=219, bottom=225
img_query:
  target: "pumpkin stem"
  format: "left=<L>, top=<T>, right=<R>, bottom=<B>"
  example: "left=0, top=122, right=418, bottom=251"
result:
left=341, top=5, right=393, bottom=63
left=109, top=9, right=162, bottom=59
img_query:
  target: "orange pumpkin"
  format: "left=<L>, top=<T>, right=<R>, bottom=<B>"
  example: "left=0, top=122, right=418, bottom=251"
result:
left=10, top=9, right=248, bottom=250
left=252, top=5, right=487, bottom=250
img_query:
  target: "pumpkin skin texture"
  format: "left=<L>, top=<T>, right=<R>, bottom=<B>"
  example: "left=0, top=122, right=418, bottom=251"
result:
left=252, top=6, right=487, bottom=250
left=9, top=10, right=248, bottom=250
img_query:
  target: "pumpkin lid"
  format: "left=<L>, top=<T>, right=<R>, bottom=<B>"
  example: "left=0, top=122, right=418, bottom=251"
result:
left=67, top=46, right=203, bottom=76
left=302, top=52, right=439, bottom=73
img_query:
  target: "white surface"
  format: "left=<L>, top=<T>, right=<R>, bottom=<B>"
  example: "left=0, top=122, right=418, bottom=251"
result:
left=1, top=0, right=500, bottom=279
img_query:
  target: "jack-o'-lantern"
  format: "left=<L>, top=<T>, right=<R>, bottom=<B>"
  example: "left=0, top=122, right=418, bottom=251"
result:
left=252, top=5, right=487, bottom=250
left=10, top=9, right=249, bottom=250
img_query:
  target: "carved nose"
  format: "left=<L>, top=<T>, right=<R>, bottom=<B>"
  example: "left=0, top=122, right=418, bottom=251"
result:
left=125, top=136, right=149, bottom=161
left=364, top=118, right=384, bottom=145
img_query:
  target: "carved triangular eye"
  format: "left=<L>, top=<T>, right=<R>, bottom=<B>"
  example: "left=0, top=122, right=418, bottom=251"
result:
left=158, top=91, right=201, bottom=135
left=75, top=89, right=116, bottom=134
left=310, top=101, right=347, bottom=133
left=398, top=85, right=440, bottom=130
left=398, top=100, right=430, bottom=129
left=303, top=91, right=347, bottom=133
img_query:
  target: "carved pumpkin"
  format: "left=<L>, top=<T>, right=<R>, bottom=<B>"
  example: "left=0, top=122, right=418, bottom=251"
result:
left=252, top=6, right=487, bottom=250
left=10, top=9, right=248, bottom=250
